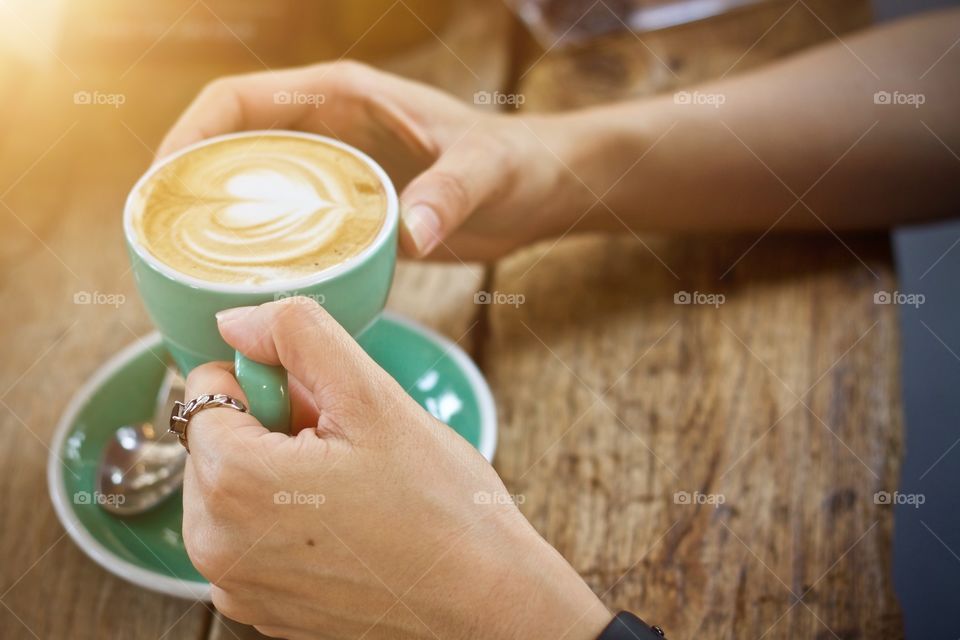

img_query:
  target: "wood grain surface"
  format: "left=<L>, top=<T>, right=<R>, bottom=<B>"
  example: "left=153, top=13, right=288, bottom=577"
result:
left=494, top=1, right=902, bottom=637
left=487, top=234, right=902, bottom=638
left=0, top=0, right=903, bottom=638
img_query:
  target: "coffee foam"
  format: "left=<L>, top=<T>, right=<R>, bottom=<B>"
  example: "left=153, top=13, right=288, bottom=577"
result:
left=131, top=135, right=387, bottom=285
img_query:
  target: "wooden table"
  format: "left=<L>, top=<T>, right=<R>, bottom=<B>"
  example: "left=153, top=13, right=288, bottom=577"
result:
left=0, top=1, right=903, bottom=638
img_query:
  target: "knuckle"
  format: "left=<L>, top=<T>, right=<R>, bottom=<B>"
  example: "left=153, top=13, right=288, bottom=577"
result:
left=184, top=362, right=228, bottom=397
left=325, top=386, right=380, bottom=428
left=318, top=60, right=379, bottom=104
left=273, top=296, right=333, bottom=333
left=184, top=529, right=234, bottom=582
left=211, top=588, right=257, bottom=625
left=201, top=75, right=242, bottom=97
left=427, top=169, right=471, bottom=217
left=325, top=59, right=373, bottom=83
left=194, top=456, right=245, bottom=514
left=481, top=133, right=520, bottom=192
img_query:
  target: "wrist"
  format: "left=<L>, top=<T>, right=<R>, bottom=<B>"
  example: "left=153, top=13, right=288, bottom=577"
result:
left=513, top=540, right=612, bottom=640
left=510, top=112, right=600, bottom=237
left=523, top=99, right=675, bottom=236
left=470, top=511, right=611, bottom=640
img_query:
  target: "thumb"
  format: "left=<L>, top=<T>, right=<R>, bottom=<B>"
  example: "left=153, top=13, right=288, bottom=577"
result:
left=400, top=138, right=511, bottom=258
left=215, top=297, right=390, bottom=421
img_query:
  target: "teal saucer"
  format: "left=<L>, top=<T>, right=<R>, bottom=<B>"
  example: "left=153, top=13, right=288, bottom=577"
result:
left=47, top=312, right=496, bottom=600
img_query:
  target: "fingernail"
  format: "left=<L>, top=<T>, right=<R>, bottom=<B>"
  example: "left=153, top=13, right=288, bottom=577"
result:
left=402, top=204, right=441, bottom=256
left=216, top=306, right=256, bottom=324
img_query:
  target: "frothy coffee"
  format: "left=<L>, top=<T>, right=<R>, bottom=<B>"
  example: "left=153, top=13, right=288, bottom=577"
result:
left=131, top=134, right=387, bottom=285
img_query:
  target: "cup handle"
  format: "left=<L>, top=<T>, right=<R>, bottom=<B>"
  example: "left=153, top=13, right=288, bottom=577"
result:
left=234, top=352, right=290, bottom=433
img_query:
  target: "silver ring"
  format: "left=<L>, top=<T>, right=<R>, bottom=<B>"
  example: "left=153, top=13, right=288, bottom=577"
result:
left=169, top=393, right=247, bottom=452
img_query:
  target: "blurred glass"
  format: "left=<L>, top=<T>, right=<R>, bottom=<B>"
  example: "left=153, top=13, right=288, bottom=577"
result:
left=507, top=0, right=774, bottom=47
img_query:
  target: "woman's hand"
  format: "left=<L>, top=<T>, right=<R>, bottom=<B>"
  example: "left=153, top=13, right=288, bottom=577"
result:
left=157, top=62, right=571, bottom=261
left=182, top=297, right=610, bottom=640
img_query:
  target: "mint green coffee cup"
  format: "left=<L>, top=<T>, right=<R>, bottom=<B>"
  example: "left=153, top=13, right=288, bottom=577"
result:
left=123, top=131, right=398, bottom=432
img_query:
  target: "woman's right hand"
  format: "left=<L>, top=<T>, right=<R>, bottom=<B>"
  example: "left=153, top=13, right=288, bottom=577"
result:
left=157, top=61, right=574, bottom=261
left=181, top=298, right=612, bottom=639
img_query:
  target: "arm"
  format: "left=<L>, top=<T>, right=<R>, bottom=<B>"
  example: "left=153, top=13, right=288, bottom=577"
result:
left=158, top=8, right=960, bottom=261
left=536, top=7, right=960, bottom=234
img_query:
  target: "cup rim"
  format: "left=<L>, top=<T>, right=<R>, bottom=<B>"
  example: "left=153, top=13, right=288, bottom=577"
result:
left=123, top=130, right=399, bottom=294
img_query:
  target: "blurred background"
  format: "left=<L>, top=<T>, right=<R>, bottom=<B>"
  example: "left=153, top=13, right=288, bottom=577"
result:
left=0, top=1, right=958, bottom=639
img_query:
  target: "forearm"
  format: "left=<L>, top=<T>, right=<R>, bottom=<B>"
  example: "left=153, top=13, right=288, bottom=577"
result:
left=534, top=7, right=960, bottom=233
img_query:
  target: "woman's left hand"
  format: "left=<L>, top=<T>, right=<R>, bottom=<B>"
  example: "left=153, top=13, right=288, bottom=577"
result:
left=181, top=297, right=610, bottom=640
left=156, top=62, right=573, bottom=261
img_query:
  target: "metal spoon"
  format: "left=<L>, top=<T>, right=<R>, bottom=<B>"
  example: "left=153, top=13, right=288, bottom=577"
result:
left=97, top=368, right=186, bottom=516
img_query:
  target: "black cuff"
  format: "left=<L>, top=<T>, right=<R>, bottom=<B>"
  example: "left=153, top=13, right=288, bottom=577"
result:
left=596, top=612, right=666, bottom=640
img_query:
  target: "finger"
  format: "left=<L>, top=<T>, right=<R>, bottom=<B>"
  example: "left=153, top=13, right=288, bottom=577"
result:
left=183, top=361, right=270, bottom=462
left=214, top=298, right=390, bottom=418
left=158, top=69, right=287, bottom=159
left=156, top=62, right=367, bottom=159
left=399, top=134, right=514, bottom=258
left=289, top=374, right=321, bottom=434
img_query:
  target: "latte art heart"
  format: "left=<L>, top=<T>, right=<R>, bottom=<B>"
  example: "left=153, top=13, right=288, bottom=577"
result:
left=132, top=136, right=387, bottom=285
left=173, top=166, right=350, bottom=268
